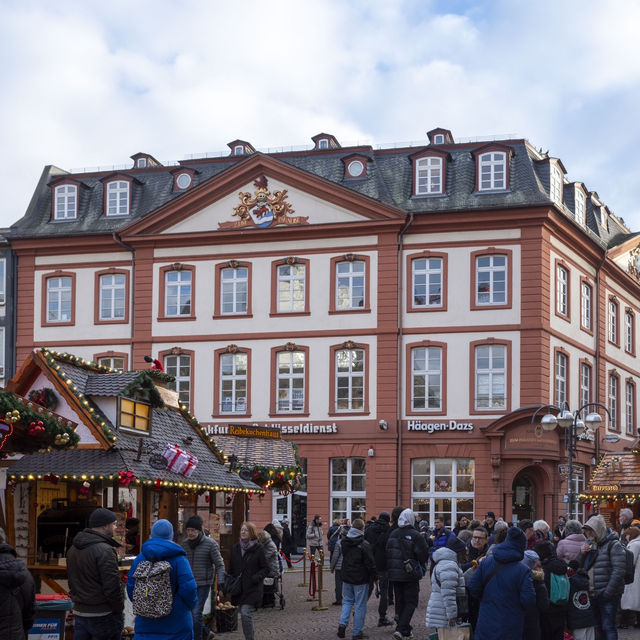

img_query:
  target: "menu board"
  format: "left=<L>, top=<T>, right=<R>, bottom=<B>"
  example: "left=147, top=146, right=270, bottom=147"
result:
left=112, top=511, right=127, bottom=561
left=209, top=512, right=221, bottom=543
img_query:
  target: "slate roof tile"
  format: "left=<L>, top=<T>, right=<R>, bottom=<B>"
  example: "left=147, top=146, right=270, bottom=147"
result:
left=213, top=435, right=297, bottom=469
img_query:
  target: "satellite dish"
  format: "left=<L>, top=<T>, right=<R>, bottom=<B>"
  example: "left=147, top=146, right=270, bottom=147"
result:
left=239, top=469, right=253, bottom=481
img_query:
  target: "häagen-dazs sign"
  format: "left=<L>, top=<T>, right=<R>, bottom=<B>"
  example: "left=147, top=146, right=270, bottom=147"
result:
left=407, top=420, right=474, bottom=434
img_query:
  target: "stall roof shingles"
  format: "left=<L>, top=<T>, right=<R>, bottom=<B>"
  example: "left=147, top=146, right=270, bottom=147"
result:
left=213, top=434, right=298, bottom=469
left=590, top=452, right=640, bottom=489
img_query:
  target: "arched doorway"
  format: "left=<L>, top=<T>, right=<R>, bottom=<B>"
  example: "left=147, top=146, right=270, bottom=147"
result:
left=512, top=470, right=537, bottom=522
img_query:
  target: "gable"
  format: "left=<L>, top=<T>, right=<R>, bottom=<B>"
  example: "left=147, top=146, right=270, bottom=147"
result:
left=162, top=174, right=380, bottom=235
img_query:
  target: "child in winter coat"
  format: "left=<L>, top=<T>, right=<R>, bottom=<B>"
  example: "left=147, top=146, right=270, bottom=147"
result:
left=566, top=561, right=596, bottom=640
left=426, top=536, right=466, bottom=632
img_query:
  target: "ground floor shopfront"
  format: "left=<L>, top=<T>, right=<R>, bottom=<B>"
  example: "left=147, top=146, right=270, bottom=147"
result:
left=246, top=407, right=611, bottom=541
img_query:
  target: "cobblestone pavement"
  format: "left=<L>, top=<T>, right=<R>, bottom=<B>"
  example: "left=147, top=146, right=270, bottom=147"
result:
left=213, top=564, right=640, bottom=640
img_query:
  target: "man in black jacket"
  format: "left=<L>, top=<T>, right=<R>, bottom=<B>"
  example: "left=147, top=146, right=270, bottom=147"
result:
left=337, top=518, right=377, bottom=640
left=0, top=527, right=35, bottom=639
left=386, top=508, right=429, bottom=640
left=67, top=508, right=124, bottom=640
left=364, top=511, right=393, bottom=627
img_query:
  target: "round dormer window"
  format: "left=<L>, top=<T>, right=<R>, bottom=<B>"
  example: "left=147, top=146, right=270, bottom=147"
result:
left=348, top=160, right=365, bottom=178
left=176, top=173, right=192, bottom=189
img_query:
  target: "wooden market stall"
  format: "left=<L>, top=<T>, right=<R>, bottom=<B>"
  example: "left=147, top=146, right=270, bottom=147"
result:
left=580, top=448, right=640, bottom=527
left=5, top=348, right=264, bottom=589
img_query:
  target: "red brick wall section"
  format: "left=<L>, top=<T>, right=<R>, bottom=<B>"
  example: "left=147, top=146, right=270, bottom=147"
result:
left=131, top=247, right=154, bottom=368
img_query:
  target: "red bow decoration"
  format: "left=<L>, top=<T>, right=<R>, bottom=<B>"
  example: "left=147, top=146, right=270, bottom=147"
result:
left=28, top=421, right=45, bottom=436
left=44, top=473, right=60, bottom=485
left=248, top=492, right=253, bottom=501
left=205, top=495, right=210, bottom=503
left=118, top=470, right=135, bottom=487
left=154, top=477, right=162, bottom=492
left=79, top=481, right=90, bottom=496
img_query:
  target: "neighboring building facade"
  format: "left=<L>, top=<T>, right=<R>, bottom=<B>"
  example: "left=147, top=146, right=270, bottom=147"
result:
left=0, top=230, right=16, bottom=387
left=9, top=131, right=640, bottom=537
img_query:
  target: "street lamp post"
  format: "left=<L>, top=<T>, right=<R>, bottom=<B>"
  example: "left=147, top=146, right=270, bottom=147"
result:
left=532, top=402, right=609, bottom=519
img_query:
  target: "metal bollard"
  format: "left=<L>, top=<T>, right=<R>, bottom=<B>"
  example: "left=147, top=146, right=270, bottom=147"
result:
left=312, top=553, right=328, bottom=611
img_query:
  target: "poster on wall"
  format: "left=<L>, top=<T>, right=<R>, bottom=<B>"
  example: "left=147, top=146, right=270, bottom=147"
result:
left=208, top=512, right=221, bottom=543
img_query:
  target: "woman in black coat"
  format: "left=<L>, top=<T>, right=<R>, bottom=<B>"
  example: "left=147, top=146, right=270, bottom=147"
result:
left=280, top=518, right=295, bottom=568
left=228, top=522, right=268, bottom=640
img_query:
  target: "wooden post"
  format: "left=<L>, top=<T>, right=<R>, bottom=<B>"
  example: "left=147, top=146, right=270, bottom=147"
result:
left=231, top=493, right=245, bottom=545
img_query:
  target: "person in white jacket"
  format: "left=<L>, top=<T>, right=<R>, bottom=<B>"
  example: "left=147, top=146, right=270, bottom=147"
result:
left=426, top=535, right=466, bottom=632
left=620, top=526, right=640, bottom=628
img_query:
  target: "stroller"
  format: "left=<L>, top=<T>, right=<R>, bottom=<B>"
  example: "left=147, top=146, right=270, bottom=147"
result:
left=262, top=552, right=285, bottom=609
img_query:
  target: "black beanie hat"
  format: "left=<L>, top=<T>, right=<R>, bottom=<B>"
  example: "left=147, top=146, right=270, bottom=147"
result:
left=88, top=507, right=117, bottom=528
left=378, top=511, right=391, bottom=523
left=446, top=535, right=467, bottom=555
left=186, top=515, right=203, bottom=531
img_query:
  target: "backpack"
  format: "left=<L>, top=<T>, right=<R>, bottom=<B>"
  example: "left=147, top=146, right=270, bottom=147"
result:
left=549, top=572, right=570, bottom=606
left=400, top=535, right=425, bottom=579
left=131, top=560, right=174, bottom=618
left=607, top=539, right=635, bottom=585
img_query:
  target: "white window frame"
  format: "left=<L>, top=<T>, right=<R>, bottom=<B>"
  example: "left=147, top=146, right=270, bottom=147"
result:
left=47, top=276, right=72, bottom=322
left=550, top=165, right=563, bottom=204
left=330, top=457, right=366, bottom=523
left=626, top=381, right=635, bottom=436
left=412, top=257, right=443, bottom=308
left=99, top=273, right=126, bottom=321
left=475, top=255, right=507, bottom=305
left=580, top=363, right=591, bottom=408
left=318, top=138, right=329, bottom=150
left=165, top=270, right=192, bottom=317
left=555, top=352, right=567, bottom=406
left=411, top=458, right=475, bottom=528
left=277, top=351, right=305, bottom=413
left=608, top=300, right=618, bottom=344
left=609, top=374, right=618, bottom=430
left=475, top=344, right=506, bottom=410
left=136, top=158, right=147, bottom=168
left=625, top=312, right=634, bottom=353
left=220, top=352, right=248, bottom=414
left=411, top=346, right=442, bottom=411
left=478, top=152, right=506, bottom=191
left=106, top=181, right=130, bottom=216
left=221, top=267, right=248, bottom=315
left=336, top=260, right=365, bottom=310
left=233, top=145, right=244, bottom=155
left=581, top=283, right=592, bottom=330
left=335, top=348, right=365, bottom=412
left=433, top=134, right=445, bottom=144
left=54, top=184, right=77, bottom=220
left=575, top=189, right=585, bottom=225
left=569, top=466, right=586, bottom=521
left=98, top=356, right=125, bottom=371
left=277, top=263, right=305, bottom=312
left=556, top=265, right=568, bottom=316
left=0, top=258, right=5, bottom=305
left=415, top=157, right=443, bottom=195
left=164, top=354, right=191, bottom=408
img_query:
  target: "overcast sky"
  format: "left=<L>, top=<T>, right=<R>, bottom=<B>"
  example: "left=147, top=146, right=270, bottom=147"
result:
left=2, top=0, right=640, bottom=231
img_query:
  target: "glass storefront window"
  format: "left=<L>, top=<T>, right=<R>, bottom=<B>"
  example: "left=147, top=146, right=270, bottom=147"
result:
left=331, top=457, right=366, bottom=522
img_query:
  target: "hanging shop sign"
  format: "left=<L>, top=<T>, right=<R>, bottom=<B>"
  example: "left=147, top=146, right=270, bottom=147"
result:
left=228, top=424, right=281, bottom=439
left=590, top=483, right=620, bottom=492
left=406, top=420, right=474, bottom=434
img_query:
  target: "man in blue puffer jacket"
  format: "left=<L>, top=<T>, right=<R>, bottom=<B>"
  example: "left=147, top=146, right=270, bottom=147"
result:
left=127, top=520, right=198, bottom=640
left=468, top=525, right=535, bottom=640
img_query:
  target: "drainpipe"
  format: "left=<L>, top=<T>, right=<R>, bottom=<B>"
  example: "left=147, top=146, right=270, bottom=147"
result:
left=112, top=232, right=136, bottom=360
left=593, top=249, right=607, bottom=463
left=396, top=212, right=415, bottom=505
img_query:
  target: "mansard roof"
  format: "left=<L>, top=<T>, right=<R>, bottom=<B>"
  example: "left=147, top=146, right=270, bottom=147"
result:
left=10, top=135, right=629, bottom=249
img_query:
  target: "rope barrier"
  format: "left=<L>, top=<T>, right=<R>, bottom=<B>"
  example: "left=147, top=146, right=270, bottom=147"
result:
left=279, top=550, right=305, bottom=564
left=308, top=554, right=317, bottom=597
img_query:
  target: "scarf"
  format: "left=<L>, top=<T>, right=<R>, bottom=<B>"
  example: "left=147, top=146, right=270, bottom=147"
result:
left=188, top=532, right=203, bottom=549
left=239, top=539, right=256, bottom=556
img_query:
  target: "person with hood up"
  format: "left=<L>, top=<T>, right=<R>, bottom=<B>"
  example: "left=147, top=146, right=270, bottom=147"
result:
left=228, top=522, right=268, bottom=640
left=263, top=521, right=282, bottom=552
left=0, top=527, right=35, bottom=640
left=330, top=524, right=349, bottom=606
left=67, top=507, right=124, bottom=640
left=181, top=514, right=225, bottom=640
left=521, top=550, right=549, bottom=640
left=556, top=519, right=586, bottom=562
left=426, top=535, right=465, bottom=633
left=127, top=519, right=198, bottom=640
left=257, top=530, right=280, bottom=608
left=620, top=526, right=640, bottom=629
left=364, top=511, right=394, bottom=627
left=468, top=525, right=535, bottom=640
left=533, top=540, right=568, bottom=640
left=386, top=508, right=429, bottom=640
left=336, top=518, right=377, bottom=640
left=579, top=514, right=627, bottom=638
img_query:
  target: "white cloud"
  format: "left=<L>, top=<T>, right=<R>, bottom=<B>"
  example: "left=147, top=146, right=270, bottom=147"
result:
left=1, top=0, right=640, bottom=229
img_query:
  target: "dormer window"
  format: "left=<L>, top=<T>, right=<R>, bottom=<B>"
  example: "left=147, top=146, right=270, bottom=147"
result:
left=433, top=134, right=445, bottom=145
left=550, top=165, right=563, bottom=204
left=175, top=172, right=192, bottom=189
left=575, top=187, right=586, bottom=225
left=318, top=139, right=329, bottom=150
left=227, top=140, right=255, bottom=156
left=600, top=206, right=607, bottom=227
left=311, top=133, right=341, bottom=151
left=416, top=157, right=443, bottom=195
left=54, top=184, right=77, bottom=220
left=342, top=154, right=368, bottom=179
left=234, top=145, right=244, bottom=155
left=106, top=181, right=130, bottom=216
left=119, top=397, right=150, bottom=433
left=478, top=152, right=506, bottom=191
left=136, top=157, right=147, bottom=168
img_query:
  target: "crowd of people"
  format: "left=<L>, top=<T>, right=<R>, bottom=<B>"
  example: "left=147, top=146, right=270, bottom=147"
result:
left=317, top=508, right=640, bottom=640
